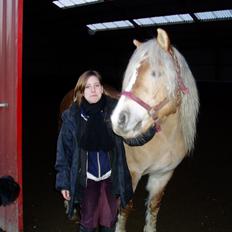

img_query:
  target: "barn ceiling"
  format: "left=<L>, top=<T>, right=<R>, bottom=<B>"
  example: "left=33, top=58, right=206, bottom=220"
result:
left=22, top=0, right=232, bottom=85
left=24, top=0, right=232, bottom=29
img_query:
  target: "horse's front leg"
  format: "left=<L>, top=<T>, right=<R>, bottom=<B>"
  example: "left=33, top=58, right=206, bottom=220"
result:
left=115, top=200, right=133, bottom=232
left=144, top=172, right=173, bottom=232
left=116, top=170, right=142, bottom=232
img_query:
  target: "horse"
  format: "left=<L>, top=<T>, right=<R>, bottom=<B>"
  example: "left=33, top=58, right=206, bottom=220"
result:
left=59, top=28, right=199, bottom=232
left=110, top=28, right=199, bottom=232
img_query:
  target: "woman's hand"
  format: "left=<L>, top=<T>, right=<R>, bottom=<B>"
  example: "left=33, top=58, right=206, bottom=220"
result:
left=61, top=189, right=71, bottom=201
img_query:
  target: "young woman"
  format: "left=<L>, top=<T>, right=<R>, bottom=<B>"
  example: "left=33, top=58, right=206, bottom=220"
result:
left=55, top=70, right=156, bottom=232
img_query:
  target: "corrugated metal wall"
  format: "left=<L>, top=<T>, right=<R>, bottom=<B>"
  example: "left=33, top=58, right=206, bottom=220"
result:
left=0, top=0, right=23, bottom=231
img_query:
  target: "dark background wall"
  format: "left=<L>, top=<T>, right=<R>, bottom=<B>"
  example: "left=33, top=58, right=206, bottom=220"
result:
left=22, top=0, right=232, bottom=201
left=22, top=1, right=232, bottom=230
left=23, top=20, right=232, bottom=90
left=22, top=8, right=232, bottom=128
left=23, top=1, right=232, bottom=95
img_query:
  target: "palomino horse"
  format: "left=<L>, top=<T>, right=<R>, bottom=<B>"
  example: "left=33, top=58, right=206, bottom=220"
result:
left=59, top=28, right=199, bottom=232
left=110, top=28, right=199, bottom=232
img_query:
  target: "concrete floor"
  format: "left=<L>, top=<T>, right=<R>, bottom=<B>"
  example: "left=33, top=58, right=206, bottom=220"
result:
left=23, top=82, right=232, bottom=232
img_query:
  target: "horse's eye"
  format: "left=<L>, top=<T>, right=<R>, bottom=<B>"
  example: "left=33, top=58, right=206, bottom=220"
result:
left=152, top=71, right=156, bottom=77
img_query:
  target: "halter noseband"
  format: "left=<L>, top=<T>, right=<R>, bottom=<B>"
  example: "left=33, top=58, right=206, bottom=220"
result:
left=121, top=91, right=169, bottom=121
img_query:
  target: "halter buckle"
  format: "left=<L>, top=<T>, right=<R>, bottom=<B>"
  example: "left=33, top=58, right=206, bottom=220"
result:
left=149, top=108, right=158, bottom=121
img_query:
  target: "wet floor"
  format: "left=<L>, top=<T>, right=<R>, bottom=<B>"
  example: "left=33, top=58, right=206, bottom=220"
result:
left=23, top=82, right=232, bottom=232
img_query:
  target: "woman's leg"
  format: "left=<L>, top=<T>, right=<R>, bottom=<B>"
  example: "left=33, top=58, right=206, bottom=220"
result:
left=80, top=179, right=100, bottom=229
left=99, top=179, right=118, bottom=228
left=79, top=224, right=96, bottom=232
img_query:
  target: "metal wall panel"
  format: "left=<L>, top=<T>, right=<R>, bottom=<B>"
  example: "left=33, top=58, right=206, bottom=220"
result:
left=0, top=0, right=23, bottom=231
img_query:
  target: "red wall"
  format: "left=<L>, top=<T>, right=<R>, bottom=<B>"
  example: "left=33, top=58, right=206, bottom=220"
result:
left=0, top=0, right=23, bottom=231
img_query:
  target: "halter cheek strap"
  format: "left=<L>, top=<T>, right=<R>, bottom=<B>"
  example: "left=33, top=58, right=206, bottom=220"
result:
left=121, top=91, right=152, bottom=111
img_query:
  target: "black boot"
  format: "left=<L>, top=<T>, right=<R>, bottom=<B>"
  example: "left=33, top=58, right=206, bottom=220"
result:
left=79, top=225, right=96, bottom=232
left=99, top=225, right=115, bottom=232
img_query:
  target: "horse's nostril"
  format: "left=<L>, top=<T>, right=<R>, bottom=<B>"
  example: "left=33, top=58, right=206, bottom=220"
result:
left=118, top=111, right=129, bottom=128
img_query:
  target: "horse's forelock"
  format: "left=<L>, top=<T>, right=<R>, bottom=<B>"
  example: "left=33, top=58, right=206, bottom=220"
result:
left=122, top=41, right=151, bottom=91
left=149, top=41, right=178, bottom=98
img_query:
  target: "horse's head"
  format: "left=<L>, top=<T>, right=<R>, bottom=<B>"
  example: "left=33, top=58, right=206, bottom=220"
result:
left=111, top=28, right=185, bottom=139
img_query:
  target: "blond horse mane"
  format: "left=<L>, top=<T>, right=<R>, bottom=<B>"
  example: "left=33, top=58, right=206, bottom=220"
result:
left=122, top=38, right=199, bottom=153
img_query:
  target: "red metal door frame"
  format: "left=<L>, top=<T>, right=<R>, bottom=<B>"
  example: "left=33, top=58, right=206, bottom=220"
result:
left=0, top=0, right=23, bottom=231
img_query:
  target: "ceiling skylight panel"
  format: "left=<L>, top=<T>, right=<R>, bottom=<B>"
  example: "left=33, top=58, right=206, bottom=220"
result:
left=87, top=20, right=134, bottom=32
left=134, top=18, right=154, bottom=26
left=166, top=14, right=194, bottom=23
left=132, top=14, right=194, bottom=26
left=86, top=24, right=97, bottom=31
left=179, top=14, right=194, bottom=22
left=93, top=23, right=106, bottom=30
left=53, top=0, right=103, bottom=8
left=86, top=9, right=231, bottom=32
left=102, top=22, right=118, bottom=29
left=196, top=11, right=215, bottom=20
left=213, top=9, right=232, bottom=19
left=150, top=16, right=168, bottom=24
left=194, top=10, right=232, bottom=21
left=224, top=9, right=232, bottom=17
left=166, top=15, right=182, bottom=22
left=59, top=0, right=75, bottom=7
left=113, top=20, right=133, bottom=28
left=53, top=1, right=64, bottom=8
left=71, top=0, right=85, bottom=4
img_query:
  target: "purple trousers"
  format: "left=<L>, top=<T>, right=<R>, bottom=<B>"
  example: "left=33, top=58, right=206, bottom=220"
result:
left=80, top=178, right=118, bottom=229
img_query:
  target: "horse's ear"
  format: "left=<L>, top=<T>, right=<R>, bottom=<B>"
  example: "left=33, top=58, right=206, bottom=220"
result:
left=133, top=39, right=141, bottom=48
left=157, top=28, right=170, bottom=51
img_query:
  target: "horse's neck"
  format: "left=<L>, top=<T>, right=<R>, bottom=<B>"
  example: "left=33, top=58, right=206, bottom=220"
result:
left=125, top=111, right=185, bottom=170
left=157, top=110, right=186, bottom=155
left=125, top=111, right=185, bottom=176
left=156, top=97, right=180, bottom=122
left=159, top=110, right=181, bottom=135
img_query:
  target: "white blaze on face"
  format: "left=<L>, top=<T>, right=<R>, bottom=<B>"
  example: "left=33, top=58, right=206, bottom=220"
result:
left=111, top=67, right=138, bottom=127
left=111, top=59, right=149, bottom=133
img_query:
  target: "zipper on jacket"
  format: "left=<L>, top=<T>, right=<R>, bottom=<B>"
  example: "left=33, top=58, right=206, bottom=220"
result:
left=86, top=151, right=88, bottom=187
left=97, top=152, right=101, bottom=178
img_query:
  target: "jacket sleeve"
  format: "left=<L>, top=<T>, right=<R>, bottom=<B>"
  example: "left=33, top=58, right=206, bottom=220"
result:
left=123, top=126, right=156, bottom=146
left=55, top=114, right=74, bottom=191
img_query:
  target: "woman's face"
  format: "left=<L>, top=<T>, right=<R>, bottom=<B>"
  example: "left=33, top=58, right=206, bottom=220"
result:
left=84, top=75, right=103, bottom=104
